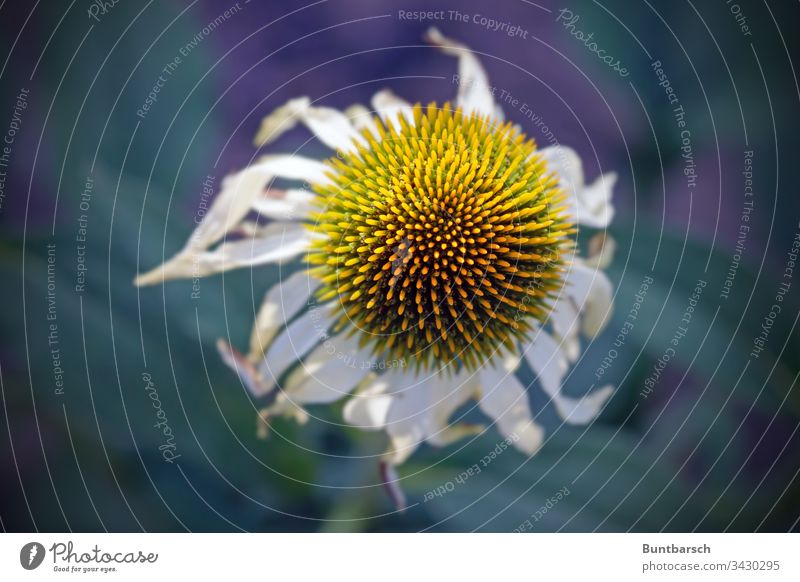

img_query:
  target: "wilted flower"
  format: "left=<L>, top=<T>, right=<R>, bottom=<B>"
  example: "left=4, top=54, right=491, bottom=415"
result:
left=135, top=29, right=617, bottom=506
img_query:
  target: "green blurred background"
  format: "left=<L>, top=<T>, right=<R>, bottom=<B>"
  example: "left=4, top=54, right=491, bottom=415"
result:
left=1, top=0, right=798, bottom=531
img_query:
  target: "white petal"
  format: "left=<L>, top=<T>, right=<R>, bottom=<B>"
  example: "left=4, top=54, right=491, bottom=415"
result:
left=343, top=375, right=393, bottom=430
left=524, top=328, right=613, bottom=425
left=258, top=306, right=333, bottom=391
left=384, top=425, right=424, bottom=466
left=344, top=103, right=380, bottom=137
left=380, top=368, right=481, bottom=463
left=524, top=330, right=568, bottom=399
left=477, top=366, right=544, bottom=455
left=135, top=155, right=330, bottom=286
left=547, top=296, right=581, bottom=362
left=566, top=262, right=614, bottom=336
left=282, top=332, right=373, bottom=404
left=252, top=188, right=315, bottom=221
left=371, top=89, right=413, bottom=129
left=344, top=103, right=372, bottom=127
left=584, top=233, right=617, bottom=270
left=134, top=224, right=312, bottom=284
left=425, top=370, right=482, bottom=447
left=248, top=269, right=320, bottom=359
left=424, top=27, right=497, bottom=118
left=133, top=253, right=196, bottom=288
left=254, top=154, right=333, bottom=185
left=553, top=385, right=614, bottom=425
left=539, top=145, right=585, bottom=195
left=580, top=172, right=616, bottom=227
left=254, top=97, right=364, bottom=153
left=190, top=156, right=328, bottom=251
left=386, top=369, right=478, bottom=437
left=216, top=339, right=271, bottom=398
left=539, top=146, right=615, bottom=228
left=383, top=373, right=431, bottom=465
left=190, top=222, right=311, bottom=279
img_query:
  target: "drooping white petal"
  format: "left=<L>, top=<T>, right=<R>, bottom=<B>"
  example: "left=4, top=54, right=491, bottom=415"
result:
left=383, top=372, right=432, bottom=465
left=258, top=305, right=333, bottom=391
left=216, top=339, right=271, bottom=398
left=425, top=27, right=497, bottom=118
left=553, top=385, right=614, bottom=425
left=564, top=261, right=614, bottom=337
left=547, top=298, right=581, bottom=362
left=524, top=330, right=568, bottom=399
left=539, top=145, right=615, bottom=228
left=371, top=89, right=413, bottom=130
left=252, top=154, right=333, bottom=185
left=344, top=103, right=379, bottom=137
left=477, top=366, right=544, bottom=455
left=425, top=370, right=483, bottom=447
left=379, top=460, right=407, bottom=511
left=144, top=223, right=311, bottom=284
left=253, top=97, right=364, bottom=153
left=385, top=423, right=424, bottom=465
left=524, top=328, right=613, bottom=425
left=584, top=232, right=617, bottom=270
left=134, top=155, right=330, bottom=286
left=248, top=269, right=319, bottom=359
left=343, top=375, right=393, bottom=430
left=189, top=155, right=329, bottom=252
left=360, top=368, right=480, bottom=462
left=252, top=188, right=315, bottom=221
left=281, top=332, right=373, bottom=405
left=580, top=173, right=617, bottom=227
left=540, top=145, right=584, bottom=193
left=134, top=223, right=312, bottom=285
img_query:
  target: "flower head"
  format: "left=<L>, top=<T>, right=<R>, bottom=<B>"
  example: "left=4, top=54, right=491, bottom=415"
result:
left=135, top=28, right=618, bottom=506
left=310, top=103, right=572, bottom=371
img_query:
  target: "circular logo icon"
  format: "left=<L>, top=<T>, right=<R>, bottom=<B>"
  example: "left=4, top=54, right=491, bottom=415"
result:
left=20, top=542, right=46, bottom=570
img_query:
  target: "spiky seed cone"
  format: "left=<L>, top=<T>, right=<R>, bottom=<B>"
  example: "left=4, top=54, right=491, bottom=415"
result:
left=307, top=103, right=572, bottom=371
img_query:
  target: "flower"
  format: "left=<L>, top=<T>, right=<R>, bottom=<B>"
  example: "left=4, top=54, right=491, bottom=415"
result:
left=135, top=28, right=617, bottom=506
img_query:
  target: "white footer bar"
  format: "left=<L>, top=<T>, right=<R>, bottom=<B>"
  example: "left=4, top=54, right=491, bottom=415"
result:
left=1, top=533, right=796, bottom=580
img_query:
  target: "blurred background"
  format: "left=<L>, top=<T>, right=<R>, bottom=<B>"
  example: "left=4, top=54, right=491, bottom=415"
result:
left=1, top=0, right=798, bottom=532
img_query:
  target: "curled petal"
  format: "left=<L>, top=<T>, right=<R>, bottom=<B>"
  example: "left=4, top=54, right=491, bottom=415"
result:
left=257, top=305, right=333, bottom=392
left=539, top=145, right=615, bottom=228
left=248, top=270, right=320, bottom=361
left=135, top=155, right=330, bottom=286
left=279, top=332, right=374, bottom=407
left=253, top=96, right=364, bottom=153
left=581, top=173, right=617, bottom=227
left=379, top=369, right=479, bottom=462
left=425, top=371, right=480, bottom=447
left=424, top=27, right=498, bottom=118
left=524, top=329, right=613, bottom=425
left=524, top=330, right=568, bottom=399
left=565, top=262, right=614, bottom=337
left=546, top=252, right=614, bottom=357
left=477, top=366, right=544, bottom=455
left=381, top=372, right=432, bottom=465
left=380, top=460, right=407, bottom=512
left=216, top=339, right=271, bottom=398
left=252, top=188, right=315, bottom=221
left=553, top=385, right=614, bottom=425
left=344, top=103, right=379, bottom=137
left=136, top=223, right=312, bottom=285
left=584, top=232, right=617, bottom=270
left=547, top=298, right=581, bottom=363
left=343, top=375, right=393, bottom=430
left=190, top=156, right=328, bottom=252
left=371, top=89, right=414, bottom=130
